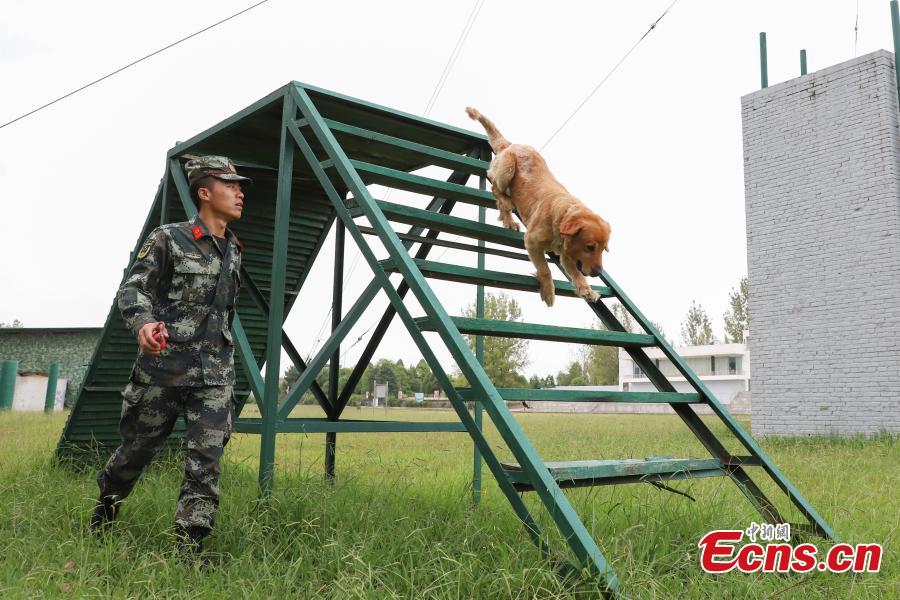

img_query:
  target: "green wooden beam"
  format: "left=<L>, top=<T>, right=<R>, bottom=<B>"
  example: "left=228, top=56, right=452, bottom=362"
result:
left=287, top=116, right=551, bottom=562
left=235, top=418, right=468, bottom=434
left=382, top=258, right=612, bottom=298
left=415, top=316, right=656, bottom=347
left=600, top=271, right=836, bottom=540
left=348, top=200, right=524, bottom=248
left=293, top=81, right=488, bottom=148
left=292, top=83, right=618, bottom=592
left=259, top=93, right=296, bottom=494
left=342, top=160, right=494, bottom=208
left=456, top=388, right=701, bottom=403
left=297, top=118, right=490, bottom=176
left=335, top=151, right=483, bottom=416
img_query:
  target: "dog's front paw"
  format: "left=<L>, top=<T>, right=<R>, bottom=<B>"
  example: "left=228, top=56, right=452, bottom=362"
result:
left=577, top=285, right=600, bottom=303
left=538, top=278, right=555, bottom=306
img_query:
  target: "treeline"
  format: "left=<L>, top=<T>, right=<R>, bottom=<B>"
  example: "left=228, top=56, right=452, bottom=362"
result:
left=282, top=278, right=749, bottom=400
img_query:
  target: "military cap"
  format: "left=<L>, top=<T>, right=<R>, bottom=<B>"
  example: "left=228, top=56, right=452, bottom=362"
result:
left=184, top=155, right=253, bottom=186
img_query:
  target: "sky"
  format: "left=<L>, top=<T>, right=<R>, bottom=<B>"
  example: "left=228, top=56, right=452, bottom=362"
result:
left=1, top=0, right=894, bottom=381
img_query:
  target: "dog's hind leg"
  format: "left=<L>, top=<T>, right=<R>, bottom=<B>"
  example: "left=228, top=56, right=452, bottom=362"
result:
left=487, top=150, right=516, bottom=195
left=488, top=151, right=519, bottom=230
left=491, top=184, right=520, bottom=231
left=525, top=235, right=555, bottom=306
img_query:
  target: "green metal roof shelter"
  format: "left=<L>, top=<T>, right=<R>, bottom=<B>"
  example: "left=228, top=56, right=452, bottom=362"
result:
left=58, top=82, right=835, bottom=595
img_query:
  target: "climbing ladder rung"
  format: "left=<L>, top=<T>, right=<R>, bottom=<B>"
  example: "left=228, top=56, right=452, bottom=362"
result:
left=308, top=118, right=490, bottom=176
left=415, top=316, right=657, bottom=347
left=335, top=160, right=494, bottom=208
left=381, top=258, right=613, bottom=298
left=457, top=387, right=702, bottom=404
left=348, top=200, right=525, bottom=248
left=502, top=457, right=746, bottom=491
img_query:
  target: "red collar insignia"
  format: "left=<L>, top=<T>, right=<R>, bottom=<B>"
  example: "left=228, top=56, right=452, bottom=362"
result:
left=192, top=225, right=203, bottom=240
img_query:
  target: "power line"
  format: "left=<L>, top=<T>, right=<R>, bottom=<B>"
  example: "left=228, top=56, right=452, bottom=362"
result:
left=424, top=0, right=486, bottom=116
left=306, top=0, right=487, bottom=364
left=0, top=0, right=270, bottom=131
left=539, top=0, right=680, bottom=152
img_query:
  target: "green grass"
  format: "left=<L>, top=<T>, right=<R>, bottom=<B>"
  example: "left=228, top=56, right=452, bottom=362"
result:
left=1, top=407, right=897, bottom=598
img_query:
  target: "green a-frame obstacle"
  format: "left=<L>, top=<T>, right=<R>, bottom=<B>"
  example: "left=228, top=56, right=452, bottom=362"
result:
left=59, top=82, right=835, bottom=594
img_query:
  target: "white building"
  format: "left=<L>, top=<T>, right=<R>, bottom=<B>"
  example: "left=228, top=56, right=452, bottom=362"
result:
left=618, top=342, right=751, bottom=415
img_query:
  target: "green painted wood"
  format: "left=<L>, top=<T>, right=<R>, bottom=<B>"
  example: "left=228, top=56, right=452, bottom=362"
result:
left=503, top=457, right=727, bottom=483
left=585, top=278, right=786, bottom=527
left=382, top=258, right=613, bottom=298
left=349, top=200, right=524, bottom=248
left=415, top=316, right=656, bottom=347
left=344, top=160, right=494, bottom=208
left=287, top=112, right=550, bottom=562
left=600, top=270, right=837, bottom=540
left=236, top=418, right=467, bottom=434
left=292, top=84, right=619, bottom=591
left=301, top=118, right=490, bottom=176
left=456, top=387, right=701, bottom=403
left=295, top=81, right=487, bottom=150
left=336, top=157, right=481, bottom=414
left=259, top=93, right=295, bottom=494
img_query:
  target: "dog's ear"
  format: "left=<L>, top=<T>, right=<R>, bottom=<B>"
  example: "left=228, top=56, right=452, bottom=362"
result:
left=559, top=213, right=585, bottom=236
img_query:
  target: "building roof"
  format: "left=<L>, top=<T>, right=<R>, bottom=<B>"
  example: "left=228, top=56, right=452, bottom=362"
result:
left=621, top=342, right=747, bottom=360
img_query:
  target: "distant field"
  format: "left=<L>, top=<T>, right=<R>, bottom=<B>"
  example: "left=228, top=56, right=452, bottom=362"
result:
left=0, top=408, right=896, bottom=598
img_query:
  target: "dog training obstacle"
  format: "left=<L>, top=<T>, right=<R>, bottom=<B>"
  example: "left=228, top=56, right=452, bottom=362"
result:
left=58, top=82, right=835, bottom=594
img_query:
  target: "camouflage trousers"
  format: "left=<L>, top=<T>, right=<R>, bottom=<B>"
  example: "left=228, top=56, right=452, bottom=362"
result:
left=97, top=382, right=234, bottom=532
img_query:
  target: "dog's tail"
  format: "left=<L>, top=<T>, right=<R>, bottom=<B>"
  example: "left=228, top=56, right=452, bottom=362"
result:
left=465, top=107, right=511, bottom=153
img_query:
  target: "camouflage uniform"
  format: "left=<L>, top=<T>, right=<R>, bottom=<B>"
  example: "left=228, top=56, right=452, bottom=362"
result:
left=96, top=156, right=250, bottom=534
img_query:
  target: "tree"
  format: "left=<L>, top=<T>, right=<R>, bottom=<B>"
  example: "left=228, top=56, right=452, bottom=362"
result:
left=681, top=301, right=716, bottom=346
left=0, top=319, right=23, bottom=328
left=723, top=276, right=749, bottom=343
left=528, top=375, right=542, bottom=389
left=460, top=292, right=530, bottom=387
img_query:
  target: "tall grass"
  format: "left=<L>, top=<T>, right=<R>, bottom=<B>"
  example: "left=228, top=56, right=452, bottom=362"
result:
left=0, top=408, right=896, bottom=598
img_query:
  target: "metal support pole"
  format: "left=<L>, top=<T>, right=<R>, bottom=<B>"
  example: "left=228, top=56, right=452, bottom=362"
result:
left=326, top=220, right=345, bottom=482
left=891, top=1, right=900, bottom=107
left=44, top=363, right=59, bottom=413
left=800, top=49, right=807, bottom=76
left=0, top=360, right=17, bottom=411
left=473, top=149, right=487, bottom=505
left=259, top=94, right=295, bottom=494
left=759, top=32, right=769, bottom=88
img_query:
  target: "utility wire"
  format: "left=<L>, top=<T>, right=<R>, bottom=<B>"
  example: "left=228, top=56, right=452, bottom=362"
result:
left=0, top=0, right=270, bottom=131
left=433, top=1, right=680, bottom=263
left=307, top=0, right=486, bottom=365
left=539, top=0, right=679, bottom=152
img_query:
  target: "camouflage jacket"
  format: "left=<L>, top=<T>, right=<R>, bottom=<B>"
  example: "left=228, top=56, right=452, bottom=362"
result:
left=117, top=215, right=243, bottom=387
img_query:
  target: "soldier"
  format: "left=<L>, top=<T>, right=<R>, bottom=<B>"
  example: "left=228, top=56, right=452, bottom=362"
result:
left=90, top=156, right=251, bottom=561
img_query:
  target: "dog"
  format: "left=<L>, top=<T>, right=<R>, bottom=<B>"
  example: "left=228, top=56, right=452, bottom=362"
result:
left=466, top=107, right=611, bottom=306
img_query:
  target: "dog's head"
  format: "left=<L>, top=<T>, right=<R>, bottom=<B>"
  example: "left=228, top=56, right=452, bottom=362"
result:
left=560, top=211, right=611, bottom=277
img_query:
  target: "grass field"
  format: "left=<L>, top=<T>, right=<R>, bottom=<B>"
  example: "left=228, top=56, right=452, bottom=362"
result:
left=0, top=407, right=896, bottom=598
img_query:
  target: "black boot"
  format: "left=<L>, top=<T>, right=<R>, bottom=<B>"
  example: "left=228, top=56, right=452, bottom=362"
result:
left=88, top=495, right=119, bottom=533
left=176, top=525, right=210, bottom=567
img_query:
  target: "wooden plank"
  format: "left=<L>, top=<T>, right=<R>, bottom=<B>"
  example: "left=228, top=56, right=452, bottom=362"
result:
left=350, top=200, right=525, bottom=248
left=235, top=418, right=467, bottom=434
left=456, top=387, right=701, bottom=403
left=415, top=316, right=657, bottom=347
left=382, top=258, right=612, bottom=298
left=346, top=160, right=494, bottom=208
left=503, top=457, right=725, bottom=481
left=310, top=119, right=490, bottom=176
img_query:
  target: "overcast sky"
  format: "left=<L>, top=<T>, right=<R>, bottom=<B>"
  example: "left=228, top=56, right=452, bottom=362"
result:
left=1, top=1, right=894, bottom=381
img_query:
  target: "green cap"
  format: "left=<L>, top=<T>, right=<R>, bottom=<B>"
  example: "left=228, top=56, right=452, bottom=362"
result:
left=184, top=155, right=253, bottom=186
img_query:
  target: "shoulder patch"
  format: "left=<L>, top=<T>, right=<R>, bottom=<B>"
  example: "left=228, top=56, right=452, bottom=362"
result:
left=136, top=237, right=155, bottom=260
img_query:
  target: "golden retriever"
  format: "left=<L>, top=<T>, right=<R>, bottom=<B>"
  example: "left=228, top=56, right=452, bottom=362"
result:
left=466, top=107, right=611, bottom=306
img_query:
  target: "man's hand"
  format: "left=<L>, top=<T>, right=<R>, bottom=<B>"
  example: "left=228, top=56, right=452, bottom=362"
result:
left=138, top=321, right=169, bottom=356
